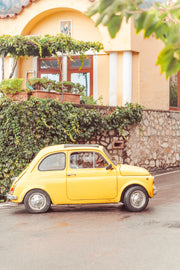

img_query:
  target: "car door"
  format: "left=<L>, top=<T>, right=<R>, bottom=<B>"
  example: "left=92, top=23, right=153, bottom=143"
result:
left=66, top=151, right=118, bottom=200
left=33, top=152, right=67, bottom=204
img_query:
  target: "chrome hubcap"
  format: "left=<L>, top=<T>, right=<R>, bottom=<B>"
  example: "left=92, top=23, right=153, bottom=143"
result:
left=130, top=190, right=146, bottom=209
left=29, top=193, right=46, bottom=211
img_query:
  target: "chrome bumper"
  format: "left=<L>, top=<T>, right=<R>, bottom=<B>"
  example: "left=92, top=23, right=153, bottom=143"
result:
left=153, top=185, right=157, bottom=196
left=6, top=194, right=17, bottom=200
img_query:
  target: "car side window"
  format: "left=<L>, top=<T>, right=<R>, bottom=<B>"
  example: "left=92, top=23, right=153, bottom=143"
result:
left=39, top=153, right=66, bottom=171
left=95, top=152, right=109, bottom=168
left=70, top=152, right=108, bottom=169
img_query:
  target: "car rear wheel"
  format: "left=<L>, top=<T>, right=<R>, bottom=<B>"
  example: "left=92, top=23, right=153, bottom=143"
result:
left=124, top=186, right=149, bottom=212
left=24, top=189, right=51, bottom=214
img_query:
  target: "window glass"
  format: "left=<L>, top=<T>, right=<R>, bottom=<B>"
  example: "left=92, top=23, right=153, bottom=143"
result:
left=95, top=152, right=109, bottom=168
left=70, top=152, right=108, bottom=169
left=170, top=74, right=178, bottom=107
left=40, top=74, right=59, bottom=82
left=39, top=153, right=66, bottom=171
left=37, top=57, right=62, bottom=82
left=70, top=58, right=91, bottom=69
left=40, top=59, right=59, bottom=69
left=67, top=55, right=93, bottom=96
left=71, top=72, right=90, bottom=96
left=103, top=147, right=117, bottom=166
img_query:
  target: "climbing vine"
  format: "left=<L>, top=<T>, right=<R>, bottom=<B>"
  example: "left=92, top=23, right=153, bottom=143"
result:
left=0, top=34, right=103, bottom=79
left=0, top=98, right=143, bottom=198
left=0, top=34, right=103, bottom=58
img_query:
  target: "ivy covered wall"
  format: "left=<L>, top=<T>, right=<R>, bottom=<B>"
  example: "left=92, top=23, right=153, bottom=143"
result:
left=0, top=98, right=143, bottom=198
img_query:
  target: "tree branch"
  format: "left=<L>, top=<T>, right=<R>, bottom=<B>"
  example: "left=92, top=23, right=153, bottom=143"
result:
left=9, top=58, right=18, bottom=79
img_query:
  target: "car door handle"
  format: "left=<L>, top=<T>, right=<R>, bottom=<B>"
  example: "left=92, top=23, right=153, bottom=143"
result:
left=67, top=173, right=76, bottom=176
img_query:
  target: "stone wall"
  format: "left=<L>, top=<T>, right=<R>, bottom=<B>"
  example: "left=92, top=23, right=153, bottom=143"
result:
left=125, top=110, right=180, bottom=171
left=87, top=109, right=180, bottom=171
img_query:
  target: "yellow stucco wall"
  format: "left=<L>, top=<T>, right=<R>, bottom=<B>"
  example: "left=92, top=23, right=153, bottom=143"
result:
left=131, top=23, right=169, bottom=110
left=97, top=54, right=109, bottom=105
left=132, top=52, right=140, bottom=104
left=0, top=0, right=170, bottom=110
left=18, top=57, right=33, bottom=87
left=117, top=52, right=123, bottom=105
left=26, top=9, right=102, bottom=41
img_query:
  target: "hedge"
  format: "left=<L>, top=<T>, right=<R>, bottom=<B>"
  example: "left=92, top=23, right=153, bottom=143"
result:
left=0, top=98, right=143, bottom=198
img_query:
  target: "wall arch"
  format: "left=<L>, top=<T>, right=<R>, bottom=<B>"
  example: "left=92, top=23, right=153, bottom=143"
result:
left=21, top=7, right=103, bottom=43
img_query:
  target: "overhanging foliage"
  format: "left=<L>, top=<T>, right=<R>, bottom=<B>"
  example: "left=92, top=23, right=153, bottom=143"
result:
left=87, top=0, right=180, bottom=78
left=0, top=34, right=103, bottom=58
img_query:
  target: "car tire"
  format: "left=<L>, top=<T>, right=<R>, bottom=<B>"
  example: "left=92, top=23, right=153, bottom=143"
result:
left=123, top=186, right=149, bottom=212
left=24, top=189, right=51, bottom=214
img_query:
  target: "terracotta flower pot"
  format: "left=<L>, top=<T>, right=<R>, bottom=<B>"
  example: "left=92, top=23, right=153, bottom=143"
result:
left=6, top=91, right=30, bottom=101
left=58, top=93, right=81, bottom=104
left=30, top=90, right=60, bottom=100
left=30, top=90, right=80, bottom=104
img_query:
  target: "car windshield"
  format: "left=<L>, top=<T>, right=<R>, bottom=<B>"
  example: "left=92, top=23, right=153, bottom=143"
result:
left=103, top=147, right=117, bottom=166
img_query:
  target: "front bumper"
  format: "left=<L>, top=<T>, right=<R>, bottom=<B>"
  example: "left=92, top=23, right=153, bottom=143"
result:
left=6, top=193, right=17, bottom=200
left=153, top=185, right=157, bottom=196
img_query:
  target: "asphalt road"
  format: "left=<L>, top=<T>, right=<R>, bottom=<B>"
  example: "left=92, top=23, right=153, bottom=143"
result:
left=1, top=170, right=180, bottom=270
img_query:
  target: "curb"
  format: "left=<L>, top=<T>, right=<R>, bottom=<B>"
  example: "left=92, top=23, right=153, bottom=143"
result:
left=150, top=167, right=180, bottom=176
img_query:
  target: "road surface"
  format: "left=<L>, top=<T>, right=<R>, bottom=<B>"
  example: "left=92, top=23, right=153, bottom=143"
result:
left=1, top=170, right=180, bottom=270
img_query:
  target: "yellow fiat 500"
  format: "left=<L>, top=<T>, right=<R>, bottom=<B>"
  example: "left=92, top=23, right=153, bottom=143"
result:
left=7, top=144, right=157, bottom=213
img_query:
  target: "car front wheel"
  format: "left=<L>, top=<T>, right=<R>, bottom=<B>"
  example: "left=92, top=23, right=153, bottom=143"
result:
left=123, top=186, right=149, bottom=212
left=24, top=189, right=51, bottom=214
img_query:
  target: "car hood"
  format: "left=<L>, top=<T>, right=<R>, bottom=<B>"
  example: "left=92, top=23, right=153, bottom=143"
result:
left=120, top=164, right=150, bottom=176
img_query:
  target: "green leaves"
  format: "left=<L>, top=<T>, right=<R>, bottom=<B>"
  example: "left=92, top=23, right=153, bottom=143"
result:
left=108, top=15, right=123, bottom=38
left=99, top=0, right=113, bottom=13
left=26, top=77, right=86, bottom=94
left=0, top=98, right=143, bottom=196
left=88, top=0, right=180, bottom=78
left=88, top=0, right=143, bottom=34
left=157, top=44, right=180, bottom=78
left=0, top=77, right=23, bottom=94
left=134, top=12, right=148, bottom=33
left=0, top=34, right=104, bottom=58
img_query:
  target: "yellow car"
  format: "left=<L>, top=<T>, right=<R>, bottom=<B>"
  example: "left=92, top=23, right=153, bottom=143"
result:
left=7, top=144, right=157, bottom=213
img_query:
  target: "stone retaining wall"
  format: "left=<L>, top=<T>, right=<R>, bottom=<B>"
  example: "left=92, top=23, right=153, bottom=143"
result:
left=87, top=109, right=180, bottom=171
left=126, top=110, right=180, bottom=170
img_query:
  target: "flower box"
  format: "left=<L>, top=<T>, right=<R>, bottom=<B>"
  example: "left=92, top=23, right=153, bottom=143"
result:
left=30, top=90, right=80, bottom=104
left=6, top=91, right=30, bottom=101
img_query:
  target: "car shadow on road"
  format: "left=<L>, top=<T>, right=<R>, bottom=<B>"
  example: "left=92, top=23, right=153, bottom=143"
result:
left=11, top=203, right=154, bottom=216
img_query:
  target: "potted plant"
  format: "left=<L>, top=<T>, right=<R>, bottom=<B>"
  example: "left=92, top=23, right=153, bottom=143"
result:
left=27, top=78, right=82, bottom=104
left=26, top=77, right=59, bottom=100
left=0, top=77, right=30, bottom=101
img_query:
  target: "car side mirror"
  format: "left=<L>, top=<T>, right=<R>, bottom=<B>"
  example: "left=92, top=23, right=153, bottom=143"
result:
left=106, top=164, right=112, bottom=170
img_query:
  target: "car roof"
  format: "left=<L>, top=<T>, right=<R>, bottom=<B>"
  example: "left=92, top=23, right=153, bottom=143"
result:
left=38, top=144, right=103, bottom=155
left=27, top=144, right=104, bottom=170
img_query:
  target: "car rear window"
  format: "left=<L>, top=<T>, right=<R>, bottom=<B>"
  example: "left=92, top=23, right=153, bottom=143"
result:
left=38, top=153, right=66, bottom=171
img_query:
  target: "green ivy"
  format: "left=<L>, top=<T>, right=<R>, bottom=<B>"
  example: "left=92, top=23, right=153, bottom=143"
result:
left=0, top=77, right=24, bottom=94
left=0, top=34, right=103, bottom=58
left=0, top=98, right=143, bottom=198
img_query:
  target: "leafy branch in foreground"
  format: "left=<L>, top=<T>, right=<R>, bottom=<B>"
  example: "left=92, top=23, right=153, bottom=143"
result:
left=87, top=0, right=180, bottom=78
